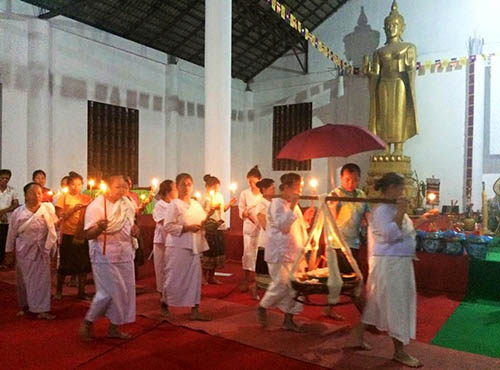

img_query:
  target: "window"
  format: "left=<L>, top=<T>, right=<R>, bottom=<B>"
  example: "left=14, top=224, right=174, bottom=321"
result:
left=87, top=101, right=139, bottom=184
left=272, top=102, right=312, bottom=171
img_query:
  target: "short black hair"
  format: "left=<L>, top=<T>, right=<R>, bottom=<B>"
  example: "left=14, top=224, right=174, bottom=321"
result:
left=246, top=165, right=262, bottom=179
left=0, top=169, right=12, bottom=178
left=32, top=169, right=47, bottom=180
left=23, top=182, right=42, bottom=194
left=374, top=172, right=405, bottom=192
left=341, top=163, right=361, bottom=177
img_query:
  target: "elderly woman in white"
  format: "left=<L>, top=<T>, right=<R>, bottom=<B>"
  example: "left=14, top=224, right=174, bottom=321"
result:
left=5, top=182, right=58, bottom=320
left=80, top=175, right=140, bottom=341
left=352, top=172, right=432, bottom=368
left=161, top=173, right=211, bottom=321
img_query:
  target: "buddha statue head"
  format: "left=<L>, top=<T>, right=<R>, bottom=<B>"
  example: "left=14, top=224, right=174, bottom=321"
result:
left=384, top=0, right=405, bottom=43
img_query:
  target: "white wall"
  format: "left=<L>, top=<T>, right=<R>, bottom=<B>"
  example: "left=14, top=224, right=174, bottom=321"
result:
left=1, top=1, right=249, bottom=197
left=251, top=0, right=500, bottom=210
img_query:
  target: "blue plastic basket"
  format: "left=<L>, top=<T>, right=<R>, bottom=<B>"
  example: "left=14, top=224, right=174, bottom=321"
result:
left=465, top=242, right=488, bottom=259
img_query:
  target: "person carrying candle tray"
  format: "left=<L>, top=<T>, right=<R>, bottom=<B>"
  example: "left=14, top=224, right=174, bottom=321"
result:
left=238, top=166, right=263, bottom=293
left=326, top=163, right=370, bottom=321
left=152, top=180, right=178, bottom=294
left=80, top=175, right=140, bottom=341
left=201, top=174, right=236, bottom=285
left=54, top=171, right=92, bottom=300
left=160, top=173, right=211, bottom=321
left=5, top=182, right=58, bottom=320
left=257, top=173, right=315, bottom=332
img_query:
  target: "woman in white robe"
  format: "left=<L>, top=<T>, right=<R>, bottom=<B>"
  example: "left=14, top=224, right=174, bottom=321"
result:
left=161, top=173, right=211, bottom=321
left=352, top=172, right=426, bottom=368
left=5, top=182, right=58, bottom=320
left=238, top=165, right=262, bottom=293
left=152, top=180, right=178, bottom=294
left=258, top=173, right=314, bottom=332
left=80, top=175, right=140, bottom=341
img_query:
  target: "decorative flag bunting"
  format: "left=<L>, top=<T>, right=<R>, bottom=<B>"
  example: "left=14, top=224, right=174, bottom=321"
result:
left=266, top=1, right=496, bottom=76
left=265, top=0, right=351, bottom=72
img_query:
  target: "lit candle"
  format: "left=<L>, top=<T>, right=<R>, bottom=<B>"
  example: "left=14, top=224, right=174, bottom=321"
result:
left=209, top=189, right=216, bottom=207
left=151, top=177, right=159, bottom=192
left=47, top=190, right=53, bottom=197
left=62, top=187, right=69, bottom=208
left=99, top=182, right=107, bottom=194
left=140, top=193, right=147, bottom=203
left=88, top=179, right=95, bottom=198
left=194, top=191, right=201, bottom=200
left=229, top=182, right=237, bottom=195
left=309, top=178, right=318, bottom=206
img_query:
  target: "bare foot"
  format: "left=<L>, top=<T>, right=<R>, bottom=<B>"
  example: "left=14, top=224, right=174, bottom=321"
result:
left=108, top=326, right=131, bottom=339
left=239, top=281, right=249, bottom=292
left=282, top=320, right=304, bottom=333
left=250, top=285, right=260, bottom=300
left=160, top=302, right=169, bottom=317
left=190, top=311, right=212, bottom=321
left=79, top=321, right=93, bottom=342
left=324, top=307, right=345, bottom=321
left=257, top=306, right=268, bottom=328
left=208, top=278, right=223, bottom=285
left=393, top=351, right=423, bottom=368
left=345, top=324, right=372, bottom=351
left=37, top=312, right=56, bottom=320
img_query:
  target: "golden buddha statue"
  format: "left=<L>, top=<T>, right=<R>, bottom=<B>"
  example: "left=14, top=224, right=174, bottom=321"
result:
left=363, top=0, right=418, bottom=156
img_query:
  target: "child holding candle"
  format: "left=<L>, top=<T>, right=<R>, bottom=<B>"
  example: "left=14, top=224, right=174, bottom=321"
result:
left=238, top=166, right=262, bottom=292
left=55, top=172, right=92, bottom=300
left=201, top=174, right=236, bottom=285
left=152, top=180, right=178, bottom=295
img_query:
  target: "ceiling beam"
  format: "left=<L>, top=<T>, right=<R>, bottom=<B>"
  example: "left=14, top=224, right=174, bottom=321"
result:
left=38, top=0, right=96, bottom=19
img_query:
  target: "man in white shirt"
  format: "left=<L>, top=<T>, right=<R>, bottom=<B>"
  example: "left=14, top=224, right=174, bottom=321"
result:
left=0, top=169, right=19, bottom=267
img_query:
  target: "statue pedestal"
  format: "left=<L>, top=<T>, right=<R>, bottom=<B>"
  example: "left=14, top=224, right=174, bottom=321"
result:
left=365, top=154, right=418, bottom=210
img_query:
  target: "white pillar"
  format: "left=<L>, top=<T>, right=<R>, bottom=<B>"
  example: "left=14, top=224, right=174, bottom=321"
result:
left=27, top=19, right=52, bottom=184
left=205, top=0, right=231, bottom=201
left=471, top=57, right=486, bottom=211
left=165, top=61, right=179, bottom=180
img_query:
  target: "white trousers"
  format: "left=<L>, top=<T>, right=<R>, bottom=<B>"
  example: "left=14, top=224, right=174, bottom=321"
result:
left=259, top=262, right=302, bottom=315
left=86, top=261, right=136, bottom=325
left=242, top=234, right=259, bottom=271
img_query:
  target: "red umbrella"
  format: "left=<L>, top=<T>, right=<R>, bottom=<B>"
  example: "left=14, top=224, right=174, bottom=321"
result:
left=277, top=124, right=386, bottom=161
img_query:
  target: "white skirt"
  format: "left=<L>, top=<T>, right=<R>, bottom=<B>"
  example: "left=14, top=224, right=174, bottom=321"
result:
left=162, top=247, right=201, bottom=307
left=362, top=256, right=416, bottom=345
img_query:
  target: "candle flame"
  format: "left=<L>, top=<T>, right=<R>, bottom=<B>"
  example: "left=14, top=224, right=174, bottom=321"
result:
left=309, top=178, right=318, bottom=188
left=194, top=191, right=201, bottom=200
left=151, top=177, right=159, bottom=188
left=428, top=193, right=436, bottom=201
left=62, top=187, right=69, bottom=194
left=88, top=179, right=95, bottom=187
left=229, top=182, right=237, bottom=193
left=99, top=183, right=107, bottom=192
left=47, top=190, right=53, bottom=196
left=140, top=193, right=146, bottom=201
left=209, top=190, right=215, bottom=196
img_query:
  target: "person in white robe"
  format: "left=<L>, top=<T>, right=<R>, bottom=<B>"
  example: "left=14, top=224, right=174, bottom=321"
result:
left=254, top=178, right=275, bottom=298
left=161, top=173, right=211, bottom=321
left=80, top=175, right=140, bottom=341
left=352, top=172, right=430, bottom=368
left=238, top=165, right=262, bottom=293
left=5, top=182, right=58, bottom=320
left=152, top=180, right=178, bottom=294
left=258, top=173, right=314, bottom=332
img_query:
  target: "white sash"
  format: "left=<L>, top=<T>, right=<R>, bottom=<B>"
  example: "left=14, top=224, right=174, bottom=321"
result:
left=105, top=196, right=139, bottom=250
left=18, top=203, right=58, bottom=256
left=180, top=200, right=209, bottom=255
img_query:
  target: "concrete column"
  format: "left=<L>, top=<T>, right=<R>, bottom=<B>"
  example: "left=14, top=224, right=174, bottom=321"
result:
left=205, top=0, right=231, bottom=201
left=26, top=19, right=52, bottom=184
left=165, top=60, right=179, bottom=180
left=471, top=57, right=486, bottom=210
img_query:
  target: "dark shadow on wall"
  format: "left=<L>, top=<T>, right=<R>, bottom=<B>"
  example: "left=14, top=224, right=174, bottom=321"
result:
left=343, top=7, right=380, bottom=68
